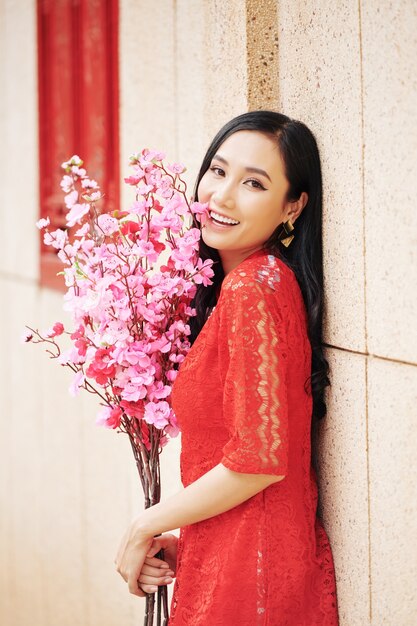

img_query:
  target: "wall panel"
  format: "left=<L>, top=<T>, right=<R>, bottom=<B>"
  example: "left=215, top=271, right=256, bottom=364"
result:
left=362, top=0, right=417, bottom=364
left=276, top=0, right=365, bottom=353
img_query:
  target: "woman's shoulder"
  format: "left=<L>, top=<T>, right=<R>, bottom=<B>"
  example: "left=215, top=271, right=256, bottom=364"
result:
left=221, top=250, right=297, bottom=298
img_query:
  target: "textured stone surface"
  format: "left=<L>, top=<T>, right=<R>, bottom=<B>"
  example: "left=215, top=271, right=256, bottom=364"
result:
left=276, top=1, right=366, bottom=352
left=246, top=0, right=280, bottom=109
left=80, top=391, right=140, bottom=626
left=0, top=279, right=45, bottom=626
left=37, top=289, right=88, bottom=625
left=119, top=0, right=177, bottom=210
left=368, top=357, right=417, bottom=625
left=0, top=0, right=39, bottom=281
left=175, top=0, right=208, bottom=197
left=316, top=348, right=370, bottom=626
left=202, top=0, right=248, bottom=141
left=362, top=1, right=417, bottom=364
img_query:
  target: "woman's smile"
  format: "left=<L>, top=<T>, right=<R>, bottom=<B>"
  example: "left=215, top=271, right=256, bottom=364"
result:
left=208, top=209, right=240, bottom=228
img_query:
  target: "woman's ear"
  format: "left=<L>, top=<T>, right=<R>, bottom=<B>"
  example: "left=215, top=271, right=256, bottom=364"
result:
left=287, top=191, right=308, bottom=223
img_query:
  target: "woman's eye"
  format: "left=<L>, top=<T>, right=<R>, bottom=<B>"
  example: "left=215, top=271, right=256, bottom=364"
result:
left=209, top=166, right=224, bottom=176
left=247, top=179, right=266, bottom=190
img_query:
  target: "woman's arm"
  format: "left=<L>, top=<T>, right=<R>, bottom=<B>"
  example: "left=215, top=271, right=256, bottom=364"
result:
left=115, top=463, right=283, bottom=595
left=141, top=462, right=283, bottom=535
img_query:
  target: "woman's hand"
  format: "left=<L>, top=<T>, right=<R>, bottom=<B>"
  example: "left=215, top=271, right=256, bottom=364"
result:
left=115, top=519, right=155, bottom=597
left=137, top=534, right=178, bottom=595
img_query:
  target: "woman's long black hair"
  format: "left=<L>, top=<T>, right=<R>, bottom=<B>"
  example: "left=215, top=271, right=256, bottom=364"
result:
left=189, top=110, right=330, bottom=420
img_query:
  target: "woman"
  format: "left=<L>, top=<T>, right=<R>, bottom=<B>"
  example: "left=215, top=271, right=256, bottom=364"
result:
left=115, top=110, right=339, bottom=625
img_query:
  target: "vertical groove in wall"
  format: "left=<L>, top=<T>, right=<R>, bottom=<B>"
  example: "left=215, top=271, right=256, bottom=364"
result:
left=173, top=0, right=179, bottom=156
left=358, top=0, right=372, bottom=622
left=245, top=0, right=279, bottom=110
left=80, top=420, right=90, bottom=625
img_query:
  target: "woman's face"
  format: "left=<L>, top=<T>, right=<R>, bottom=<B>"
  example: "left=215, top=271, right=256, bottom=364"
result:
left=197, top=130, right=297, bottom=273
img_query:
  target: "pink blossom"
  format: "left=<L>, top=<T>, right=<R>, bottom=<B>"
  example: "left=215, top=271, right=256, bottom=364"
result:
left=138, top=149, right=165, bottom=169
left=170, top=248, right=195, bottom=272
left=75, top=223, right=90, bottom=237
left=166, top=369, right=178, bottom=382
left=101, top=320, right=130, bottom=345
left=97, top=213, right=119, bottom=235
left=124, top=174, right=143, bottom=186
left=143, top=401, right=170, bottom=429
left=60, top=175, right=73, bottom=192
left=69, top=370, right=85, bottom=396
left=36, top=217, right=50, bottom=229
left=168, top=353, right=185, bottom=363
left=128, top=198, right=148, bottom=217
left=53, top=322, right=65, bottom=335
left=70, top=325, right=89, bottom=357
left=27, top=150, right=218, bottom=452
left=66, top=203, right=90, bottom=227
left=86, top=349, right=116, bottom=386
left=61, top=155, right=82, bottom=170
left=58, top=346, right=86, bottom=365
left=148, top=335, right=172, bottom=354
left=135, top=240, right=158, bottom=262
left=120, top=381, right=147, bottom=402
left=164, top=193, right=189, bottom=217
left=96, top=405, right=123, bottom=429
left=193, top=258, right=215, bottom=285
left=44, top=228, right=67, bottom=250
left=148, top=381, right=171, bottom=400
left=71, top=166, right=86, bottom=177
left=147, top=274, right=183, bottom=299
left=165, top=412, right=179, bottom=438
left=178, top=228, right=201, bottom=254
left=81, top=178, right=99, bottom=189
left=119, top=400, right=144, bottom=420
left=147, top=149, right=166, bottom=162
left=45, top=322, right=65, bottom=338
left=166, top=162, right=186, bottom=175
left=190, top=201, right=210, bottom=225
left=150, top=211, right=182, bottom=233
left=65, top=190, right=78, bottom=208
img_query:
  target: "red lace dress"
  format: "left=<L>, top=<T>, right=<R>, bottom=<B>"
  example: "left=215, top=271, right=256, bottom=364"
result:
left=170, top=249, right=339, bottom=626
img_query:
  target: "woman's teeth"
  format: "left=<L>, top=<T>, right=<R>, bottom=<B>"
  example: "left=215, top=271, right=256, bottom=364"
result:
left=210, top=211, right=240, bottom=225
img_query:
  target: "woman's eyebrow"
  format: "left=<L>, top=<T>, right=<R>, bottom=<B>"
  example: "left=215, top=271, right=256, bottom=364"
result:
left=212, top=154, right=272, bottom=183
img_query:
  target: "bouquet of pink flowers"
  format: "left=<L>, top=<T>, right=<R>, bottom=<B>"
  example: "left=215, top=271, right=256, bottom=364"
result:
left=24, top=150, right=214, bottom=625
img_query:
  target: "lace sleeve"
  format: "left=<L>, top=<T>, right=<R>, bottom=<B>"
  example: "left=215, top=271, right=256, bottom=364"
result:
left=219, top=272, right=289, bottom=478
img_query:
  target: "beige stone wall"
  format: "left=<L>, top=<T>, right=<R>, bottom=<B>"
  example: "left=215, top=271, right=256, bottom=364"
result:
left=271, top=3, right=417, bottom=624
left=0, top=0, right=416, bottom=625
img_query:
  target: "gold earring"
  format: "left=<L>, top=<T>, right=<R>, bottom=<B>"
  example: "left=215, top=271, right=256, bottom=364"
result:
left=278, top=219, right=295, bottom=247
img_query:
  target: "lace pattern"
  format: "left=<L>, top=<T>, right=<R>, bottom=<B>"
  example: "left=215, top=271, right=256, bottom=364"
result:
left=170, top=250, right=339, bottom=625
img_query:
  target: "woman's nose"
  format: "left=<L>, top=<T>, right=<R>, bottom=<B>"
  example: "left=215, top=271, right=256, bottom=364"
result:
left=212, top=183, right=235, bottom=210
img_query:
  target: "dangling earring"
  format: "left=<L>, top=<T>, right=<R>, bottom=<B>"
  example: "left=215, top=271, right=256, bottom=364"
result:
left=278, top=219, right=295, bottom=247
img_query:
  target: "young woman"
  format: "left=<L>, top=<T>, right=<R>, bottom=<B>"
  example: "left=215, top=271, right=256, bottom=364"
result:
left=115, top=110, right=339, bottom=625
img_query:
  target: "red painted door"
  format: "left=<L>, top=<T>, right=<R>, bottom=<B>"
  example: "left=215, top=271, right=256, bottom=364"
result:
left=37, top=0, right=119, bottom=290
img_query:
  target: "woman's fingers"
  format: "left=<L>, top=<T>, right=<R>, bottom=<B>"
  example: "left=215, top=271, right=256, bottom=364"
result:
left=144, top=556, right=170, bottom=569
left=115, top=530, right=177, bottom=598
left=136, top=554, right=175, bottom=595
left=128, top=569, right=144, bottom=597
left=145, top=534, right=178, bottom=574
left=139, top=573, right=174, bottom=587
left=139, top=576, right=174, bottom=595
left=146, top=533, right=177, bottom=559
left=141, top=563, right=174, bottom=578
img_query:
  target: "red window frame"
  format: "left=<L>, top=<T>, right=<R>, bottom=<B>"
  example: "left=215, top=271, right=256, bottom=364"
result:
left=37, top=0, right=119, bottom=291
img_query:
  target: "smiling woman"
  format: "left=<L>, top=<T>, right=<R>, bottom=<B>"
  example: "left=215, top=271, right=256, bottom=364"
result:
left=198, top=130, right=307, bottom=275
left=115, top=110, right=339, bottom=625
